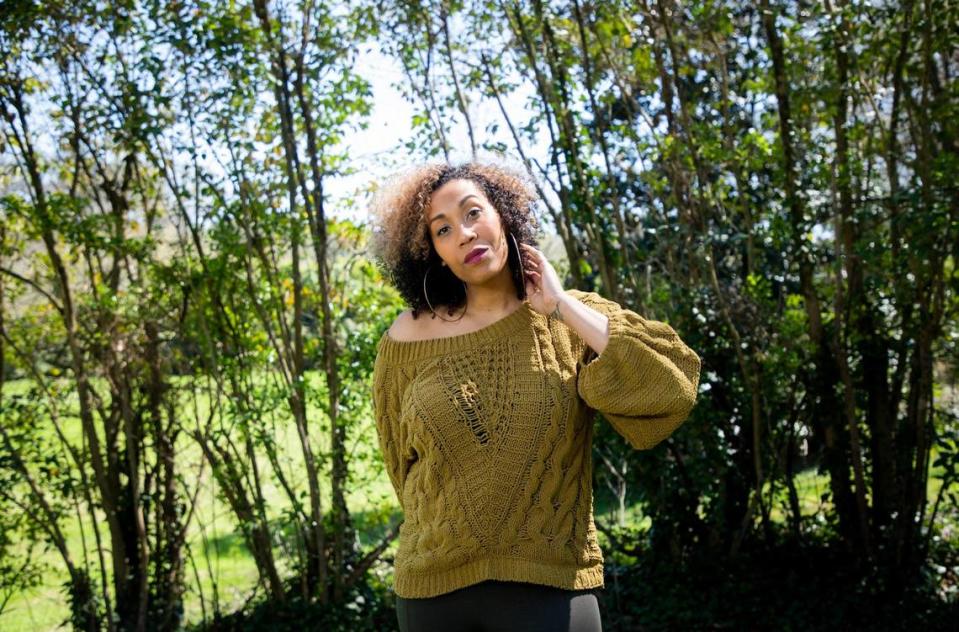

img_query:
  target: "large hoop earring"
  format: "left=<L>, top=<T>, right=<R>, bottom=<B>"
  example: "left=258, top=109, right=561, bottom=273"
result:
left=423, top=264, right=467, bottom=322
left=508, top=231, right=527, bottom=300
left=509, top=231, right=520, bottom=256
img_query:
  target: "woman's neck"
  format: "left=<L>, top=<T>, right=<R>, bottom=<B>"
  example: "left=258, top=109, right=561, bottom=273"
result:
left=462, top=272, right=522, bottom=316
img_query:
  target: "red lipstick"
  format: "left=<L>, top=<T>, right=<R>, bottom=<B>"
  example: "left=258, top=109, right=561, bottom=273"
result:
left=464, top=247, right=488, bottom=264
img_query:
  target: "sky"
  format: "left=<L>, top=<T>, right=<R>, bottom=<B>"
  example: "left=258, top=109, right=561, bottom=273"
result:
left=328, top=44, right=551, bottom=229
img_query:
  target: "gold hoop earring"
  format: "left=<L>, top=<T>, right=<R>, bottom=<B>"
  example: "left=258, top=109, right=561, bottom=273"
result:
left=423, top=264, right=467, bottom=322
left=508, top=231, right=521, bottom=257
left=508, top=231, right=529, bottom=299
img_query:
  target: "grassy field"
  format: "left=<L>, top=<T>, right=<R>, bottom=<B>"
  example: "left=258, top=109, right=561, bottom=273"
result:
left=0, top=372, right=952, bottom=630
left=0, top=371, right=402, bottom=631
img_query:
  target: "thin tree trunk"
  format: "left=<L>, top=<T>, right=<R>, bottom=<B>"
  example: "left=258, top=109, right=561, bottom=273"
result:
left=759, top=0, right=859, bottom=551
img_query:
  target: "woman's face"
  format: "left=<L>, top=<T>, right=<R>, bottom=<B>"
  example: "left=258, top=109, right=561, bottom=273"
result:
left=426, top=178, right=510, bottom=287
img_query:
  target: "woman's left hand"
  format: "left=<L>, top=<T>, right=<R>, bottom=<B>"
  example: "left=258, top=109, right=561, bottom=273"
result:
left=520, top=243, right=565, bottom=315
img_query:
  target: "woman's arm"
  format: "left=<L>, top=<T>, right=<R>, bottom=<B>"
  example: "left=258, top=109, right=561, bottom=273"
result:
left=518, top=242, right=610, bottom=354
left=518, top=242, right=701, bottom=449
left=549, top=292, right=611, bottom=356
left=372, top=344, right=415, bottom=509
left=570, top=290, right=702, bottom=450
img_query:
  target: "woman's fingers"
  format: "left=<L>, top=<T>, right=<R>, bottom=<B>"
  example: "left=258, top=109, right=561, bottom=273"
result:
left=520, top=243, right=550, bottom=292
left=518, top=243, right=565, bottom=306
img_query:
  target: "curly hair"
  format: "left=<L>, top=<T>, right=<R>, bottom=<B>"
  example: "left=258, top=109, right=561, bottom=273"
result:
left=369, top=161, right=542, bottom=318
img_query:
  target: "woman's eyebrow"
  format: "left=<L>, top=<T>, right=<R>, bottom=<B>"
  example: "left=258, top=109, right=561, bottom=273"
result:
left=457, top=194, right=480, bottom=208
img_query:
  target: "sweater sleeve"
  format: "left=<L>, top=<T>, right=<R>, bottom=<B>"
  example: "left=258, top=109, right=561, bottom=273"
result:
left=371, top=343, right=416, bottom=511
left=569, top=290, right=702, bottom=450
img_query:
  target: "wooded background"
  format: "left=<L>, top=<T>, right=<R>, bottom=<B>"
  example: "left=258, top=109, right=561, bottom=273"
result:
left=1, top=1, right=956, bottom=630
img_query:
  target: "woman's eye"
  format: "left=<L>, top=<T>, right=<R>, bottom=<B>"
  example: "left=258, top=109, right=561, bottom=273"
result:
left=437, top=209, right=479, bottom=236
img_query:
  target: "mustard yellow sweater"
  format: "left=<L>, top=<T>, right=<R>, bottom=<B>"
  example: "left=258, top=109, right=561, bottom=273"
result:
left=372, top=289, right=701, bottom=599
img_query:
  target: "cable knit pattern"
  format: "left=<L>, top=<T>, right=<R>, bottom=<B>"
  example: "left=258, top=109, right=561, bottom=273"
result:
left=371, top=289, right=701, bottom=598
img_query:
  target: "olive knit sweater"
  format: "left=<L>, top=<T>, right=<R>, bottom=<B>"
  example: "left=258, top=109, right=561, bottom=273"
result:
left=372, top=289, right=701, bottom=599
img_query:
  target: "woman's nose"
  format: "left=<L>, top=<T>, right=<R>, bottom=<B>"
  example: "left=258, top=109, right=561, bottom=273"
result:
left=459, top=225, right=477, bottom=244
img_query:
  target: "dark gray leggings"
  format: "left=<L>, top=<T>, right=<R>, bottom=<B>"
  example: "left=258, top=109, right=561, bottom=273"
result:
left=395, top=579, right=603, bottom=632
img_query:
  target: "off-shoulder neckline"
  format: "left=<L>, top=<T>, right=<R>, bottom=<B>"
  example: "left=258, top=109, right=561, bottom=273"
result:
left=377, top=300, right=534, bottom=362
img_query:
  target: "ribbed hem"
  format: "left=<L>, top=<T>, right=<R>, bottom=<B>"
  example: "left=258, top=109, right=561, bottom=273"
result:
left=393, top=556, right=605, bottom=599
left=377, top=300, right=534, bottom=363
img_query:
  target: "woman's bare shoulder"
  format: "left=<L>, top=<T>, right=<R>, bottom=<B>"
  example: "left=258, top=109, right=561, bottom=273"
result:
left=387, top=309, right=436, bottom=342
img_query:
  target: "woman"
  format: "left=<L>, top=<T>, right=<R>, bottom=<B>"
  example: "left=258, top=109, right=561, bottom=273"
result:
left=369, top=161, right=701, bottom=632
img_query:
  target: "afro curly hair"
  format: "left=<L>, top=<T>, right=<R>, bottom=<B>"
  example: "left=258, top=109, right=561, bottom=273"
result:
left=369, top=161, right=542, bottom=319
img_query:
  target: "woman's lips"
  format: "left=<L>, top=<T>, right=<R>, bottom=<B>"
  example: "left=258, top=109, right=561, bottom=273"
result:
left=464, top=248, right=488, bottom=264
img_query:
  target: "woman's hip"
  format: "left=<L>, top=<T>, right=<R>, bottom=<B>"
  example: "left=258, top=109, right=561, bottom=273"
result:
left=395, top=579, right=603, bottom=632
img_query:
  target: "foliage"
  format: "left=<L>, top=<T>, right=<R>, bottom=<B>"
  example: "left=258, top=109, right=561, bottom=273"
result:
left=1, top=0, right=957, bottom=630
